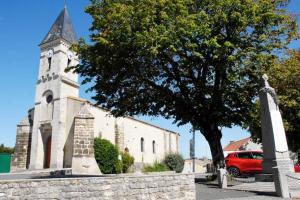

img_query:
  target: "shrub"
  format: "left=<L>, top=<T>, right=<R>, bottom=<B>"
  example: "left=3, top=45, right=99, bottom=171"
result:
left=122, top=152, right=134, bottom=173
left=142, top=161, right=169, bottom=172
left=94, top=137, right=121, bottom=174
left=163, top=153, right=184, bottom=173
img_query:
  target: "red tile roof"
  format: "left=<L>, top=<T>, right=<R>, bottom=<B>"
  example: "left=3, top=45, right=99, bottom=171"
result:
left=223, top=137, right=250, bottom=151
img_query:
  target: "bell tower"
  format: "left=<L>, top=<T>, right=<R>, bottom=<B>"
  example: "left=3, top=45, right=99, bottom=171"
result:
left=29, top=6, right=79, bottom=170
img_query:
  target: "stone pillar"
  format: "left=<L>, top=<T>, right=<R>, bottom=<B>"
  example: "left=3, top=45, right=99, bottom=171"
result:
left=50, top=98, right=66, bottom=169
left=169, top=133, right=172, bottom=152
left=164, top=132, right=168, bottom=154
left=72, top=104, right=101, bottom=175
left=11, top=117, right=32, bottom=172
left=259, top=74, right=293, bottom=198
left=115, top=120, right=124, bottom=151
left=176, top=134, right=179, bottom=153
left=259, top=74, right=294, bottom=174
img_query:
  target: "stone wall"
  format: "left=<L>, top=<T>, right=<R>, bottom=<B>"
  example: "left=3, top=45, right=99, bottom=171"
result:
left=11, top=117, right=32, bottom=171
left=73, top=117, right=94, bottom=157
left=0, top=173, right=195, bottom=200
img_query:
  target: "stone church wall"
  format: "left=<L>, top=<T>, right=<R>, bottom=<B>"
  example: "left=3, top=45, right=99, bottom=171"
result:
left=0, top=173, right=195, bottom=200
left=89, top=102, right=179, bottom=164
left=119, top=117, right=179, bottom=164
left=90, top=105, right=116, bottom=143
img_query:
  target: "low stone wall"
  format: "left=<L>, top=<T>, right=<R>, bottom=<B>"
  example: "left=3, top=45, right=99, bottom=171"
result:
left=0, top=173, right=195, bottom=200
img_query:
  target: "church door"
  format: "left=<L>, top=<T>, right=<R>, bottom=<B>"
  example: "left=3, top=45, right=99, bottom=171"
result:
left=45, top=136, right=52, bottom=168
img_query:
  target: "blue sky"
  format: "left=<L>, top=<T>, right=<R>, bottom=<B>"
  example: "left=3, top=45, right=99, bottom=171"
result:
left=0, top=0, right=299, bottom=159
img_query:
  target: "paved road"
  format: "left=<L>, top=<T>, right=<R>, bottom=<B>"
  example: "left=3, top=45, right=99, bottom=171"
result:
left=196, top=183, right=285, bottom=200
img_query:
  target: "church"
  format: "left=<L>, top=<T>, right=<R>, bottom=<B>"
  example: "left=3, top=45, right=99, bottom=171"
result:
left=11, top=7, right=179, bottom=174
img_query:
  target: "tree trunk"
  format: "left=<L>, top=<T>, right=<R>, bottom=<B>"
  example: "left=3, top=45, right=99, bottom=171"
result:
left=203, top=125, right=225, bottom=168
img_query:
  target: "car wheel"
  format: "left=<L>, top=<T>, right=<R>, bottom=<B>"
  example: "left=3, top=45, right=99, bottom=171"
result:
left=227, top=167, right=240, bottom=177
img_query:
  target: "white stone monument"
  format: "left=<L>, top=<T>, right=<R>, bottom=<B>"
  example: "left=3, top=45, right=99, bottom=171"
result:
left=259, top=74, right=294, bottom=197
left=260, top=74, right=294, bottom=173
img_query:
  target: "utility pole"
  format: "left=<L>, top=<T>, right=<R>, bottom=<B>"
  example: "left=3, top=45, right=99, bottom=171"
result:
left=188, top=127, right=195, bottom=173
left=192, top=128, right=195, bottom=172
left=189, top=128, right=196, bottom=172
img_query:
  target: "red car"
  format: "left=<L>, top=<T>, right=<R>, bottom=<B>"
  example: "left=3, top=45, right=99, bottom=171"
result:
left=295, top=164, right=300, bottom=173
left=225, top=151, right=300, bottom=176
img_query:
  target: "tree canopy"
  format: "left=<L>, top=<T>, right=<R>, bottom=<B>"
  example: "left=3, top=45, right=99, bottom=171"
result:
left=70, top=0, right=298, bottom=166
left=246, top=50, right=300, bottom=160
left=0, top=144, right=14, bottom=154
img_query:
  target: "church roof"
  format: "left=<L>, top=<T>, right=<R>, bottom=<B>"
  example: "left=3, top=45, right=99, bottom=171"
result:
left=40, top=6, right=77, bottom=45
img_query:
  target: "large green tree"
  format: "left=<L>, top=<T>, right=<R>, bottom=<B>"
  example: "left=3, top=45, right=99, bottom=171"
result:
left=70, top=0, right=298, bottom=166
left=247, top=50, right=300, bottom=161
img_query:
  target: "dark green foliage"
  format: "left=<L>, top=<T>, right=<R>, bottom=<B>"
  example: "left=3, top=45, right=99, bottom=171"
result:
left=142, top=161, right=169, bottom=172
left=163, top=153, right=184, bottom=173
left=70, top=0, right=298, bottom=166
left=122, top=152, right=134, bottom=173
left=0, top=144, right=14, bottom=154
left=94, top=138, right=121, bottom=174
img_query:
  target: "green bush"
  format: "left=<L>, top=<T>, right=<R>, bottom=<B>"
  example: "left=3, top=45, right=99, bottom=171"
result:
left=142, top=161, right=169, bottom=172
left=94, top=138, right=121, bottom=174
left=163, top=153, right=184, bottom=173
left=122, top=152, right=134, bottom=173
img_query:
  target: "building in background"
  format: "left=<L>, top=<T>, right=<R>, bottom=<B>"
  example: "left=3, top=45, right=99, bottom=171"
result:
left=182, top=158, right=211, bottom=173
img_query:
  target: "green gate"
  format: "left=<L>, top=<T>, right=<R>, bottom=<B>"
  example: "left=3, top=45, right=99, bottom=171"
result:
left=0, top=153, right=11, bottom=173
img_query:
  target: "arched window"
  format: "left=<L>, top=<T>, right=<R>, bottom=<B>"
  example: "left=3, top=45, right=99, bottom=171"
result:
left=48, top=57, right=52, bottom=70
left=42, top=90, right=54, bottom=120
left=46, top=49, right=53, bottom=70
left=46, top=94, right=53, bottom=104
left=67, top=58, right=71, bottom=67
left=67, top=51, right=73, bottom=67
left=152, top=140, right=156, bottom=154
left=141, top=138, right=144, bottom=152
